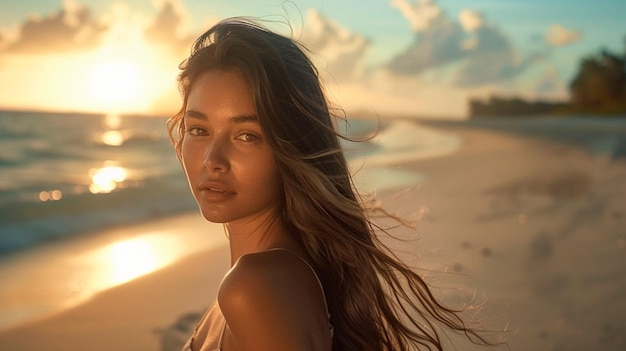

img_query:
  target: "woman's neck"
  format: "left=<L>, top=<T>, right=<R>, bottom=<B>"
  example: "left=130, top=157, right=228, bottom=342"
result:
left=225, top=215, right=299, bottom=265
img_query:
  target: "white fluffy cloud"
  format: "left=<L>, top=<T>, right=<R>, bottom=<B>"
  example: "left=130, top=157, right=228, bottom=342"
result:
left=459, top=10, right=483, bottom=32
left=3, top=0, right=106, bottom=53
left=385, top=5, right=463, bottom=74
left=385, top=0, right=535, bottom=87
left=300, top=9, right=370, bottom=81
left=545, top=24, right=581, bottom=47
left=389, top=0, right=443, bottom=32
left=0, top=0, right=199, bottom=56
left=144, top=0, right=197, bottom=55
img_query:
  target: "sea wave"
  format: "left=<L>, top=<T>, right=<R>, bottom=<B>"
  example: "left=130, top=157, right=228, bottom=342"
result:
left=0, top=174, right=197, bottom=255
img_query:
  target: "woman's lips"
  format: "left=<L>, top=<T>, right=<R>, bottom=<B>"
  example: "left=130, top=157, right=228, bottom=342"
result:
left=198, top=181, right=235, bottom=201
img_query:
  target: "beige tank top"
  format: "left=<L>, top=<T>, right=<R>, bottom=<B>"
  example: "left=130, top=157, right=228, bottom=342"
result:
left=181, top=248, right=333, bottom=351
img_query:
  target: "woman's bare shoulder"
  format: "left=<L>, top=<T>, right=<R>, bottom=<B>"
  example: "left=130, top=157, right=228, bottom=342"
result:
left=217, top=250, right=330, bottom=350
left=218, top=249, right=321, bottom=309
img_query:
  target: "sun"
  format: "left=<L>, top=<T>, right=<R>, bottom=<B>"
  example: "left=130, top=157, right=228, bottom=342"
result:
left=89, top=61, right=142, bottom=108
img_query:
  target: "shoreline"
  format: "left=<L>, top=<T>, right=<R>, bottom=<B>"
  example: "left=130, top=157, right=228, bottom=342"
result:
left=0, top=240, right=231, bottom=351
left=0, top=212, right=228, bottom=332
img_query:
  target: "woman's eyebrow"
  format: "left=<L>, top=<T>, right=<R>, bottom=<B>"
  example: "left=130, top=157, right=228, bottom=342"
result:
left=229, top=114, right=259, bottom=124
left=183, top=110, right=207, bottom=120
left=184, top=110, right=259, bottom=124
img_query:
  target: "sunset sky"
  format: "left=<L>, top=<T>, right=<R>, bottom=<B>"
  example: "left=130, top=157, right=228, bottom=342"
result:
left=0, top=0, right=624, bottom=118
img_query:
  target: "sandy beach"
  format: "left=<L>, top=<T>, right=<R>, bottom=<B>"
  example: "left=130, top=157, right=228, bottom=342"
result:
left=1, top=119, right=625, bottom=351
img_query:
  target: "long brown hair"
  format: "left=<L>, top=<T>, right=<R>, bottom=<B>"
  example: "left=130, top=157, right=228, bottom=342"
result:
left=168, top=18, right=493, bottom=351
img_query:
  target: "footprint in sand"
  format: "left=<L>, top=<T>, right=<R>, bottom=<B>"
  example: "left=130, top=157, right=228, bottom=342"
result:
left=156, top=311, right=203, bottom=351
left=530, top=233, right=553, bottom=259
left=531, top=274, right=571, bottom=295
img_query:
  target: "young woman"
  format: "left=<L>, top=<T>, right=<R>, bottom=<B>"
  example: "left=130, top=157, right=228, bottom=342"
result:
left=168, top=18, right=491, bottom=351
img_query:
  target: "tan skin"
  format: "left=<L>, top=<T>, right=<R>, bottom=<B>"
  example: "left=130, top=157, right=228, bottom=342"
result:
left=180, top=69, right=332, bottom=351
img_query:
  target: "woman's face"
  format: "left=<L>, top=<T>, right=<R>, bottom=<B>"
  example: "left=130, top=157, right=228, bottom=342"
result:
left=180, top=69, right=282, bottom=226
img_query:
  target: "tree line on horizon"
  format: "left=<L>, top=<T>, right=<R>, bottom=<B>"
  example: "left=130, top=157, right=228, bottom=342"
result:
left=470, top=38, right=626, bottom=118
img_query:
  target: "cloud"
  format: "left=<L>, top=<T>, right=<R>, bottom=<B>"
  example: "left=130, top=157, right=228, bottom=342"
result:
left=452, top=49, right=541, bottom=87
left=452, top=23, right=545, bottom=86
left=300, top=9, right=370, bottom=81
left=144, top=0, right=196, bottom=54
left=3, top=0, right=106, bottom=54
left=0, top=0, right=198, bottom=57
left=145, top=2, right=183, bottom=44
left=545, top=24, right=581, bottom=47
left=386, top=23, right=465, bottom=75
left=385, top=0, right=464, bottom=74
left=386, top=0, right=535, bottom=87
left=458, top=10, right=483, bottom=32
left=390, top=0, right=443, bottom=32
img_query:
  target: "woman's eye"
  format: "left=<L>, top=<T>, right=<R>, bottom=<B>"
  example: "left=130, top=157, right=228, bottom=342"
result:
left=236, top=133, right=260, bottom=142
left=187, top=127, right=208, bottom=136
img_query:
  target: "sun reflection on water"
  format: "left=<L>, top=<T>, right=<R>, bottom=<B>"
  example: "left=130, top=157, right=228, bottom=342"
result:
left=89, top=163, right=127, bottom=194
left=102, top=130, right=124, bottom=146
left=38, top=189, right=63, bottom=201
left=104, top=113, right=122, bottom=129
left=101, top=114, right=125, bottom=146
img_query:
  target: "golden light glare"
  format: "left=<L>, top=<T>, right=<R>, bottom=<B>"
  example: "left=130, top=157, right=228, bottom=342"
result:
left=89, top=61, right=141, bottom=105
left=77, top=233, right=184, bottom=290
left=104, top=114, right=122, bottom=129
left=38, top=189, right=63, bottom=202
left=102, top=130, right=124, bottom=146
left=106, top=240, right=159, bottom=284
left=89, top=165, right=127, bottom=194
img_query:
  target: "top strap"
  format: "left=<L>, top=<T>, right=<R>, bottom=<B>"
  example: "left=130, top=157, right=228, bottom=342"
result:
left=265, top=248, right=332, bottom=321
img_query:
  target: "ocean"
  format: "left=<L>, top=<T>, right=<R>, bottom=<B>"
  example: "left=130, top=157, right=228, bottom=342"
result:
left=0, top=109, right=462, bottom=258
left=0, top=110, right=195, bottom=256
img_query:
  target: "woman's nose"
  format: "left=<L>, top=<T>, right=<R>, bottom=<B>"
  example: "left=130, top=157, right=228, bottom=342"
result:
left=203, top=137, right=230, bottom=172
